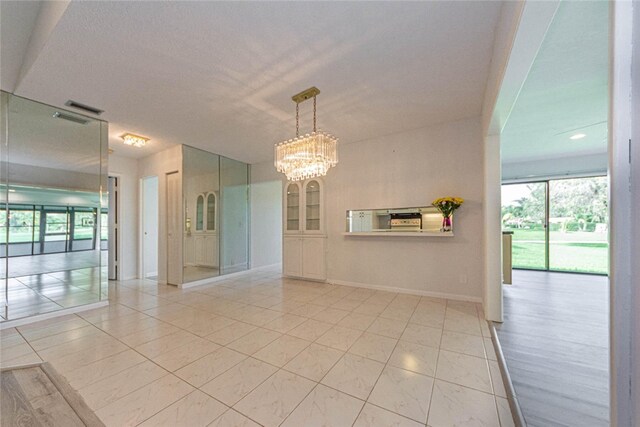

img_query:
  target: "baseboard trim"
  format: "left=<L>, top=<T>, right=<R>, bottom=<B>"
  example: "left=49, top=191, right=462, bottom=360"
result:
left=250, top=263, right=281, bottom=271
left=328, top=279, right=483, bottom=303
left=0, top=300, right=109, bottom=330
left=489, top=321, right=526, bottom=427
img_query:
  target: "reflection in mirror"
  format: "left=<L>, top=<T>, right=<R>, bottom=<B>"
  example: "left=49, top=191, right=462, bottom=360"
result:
left=196, top=195, right=204, bottom=231
left=0, top=91, right=107, bottom=321
left=207, top=193, right=216, bottom=230
left=346, top=206, right=447, bottom=233
left=183, top=146, right=220, bottom=283
left=220, top=157, right=249, bottom=274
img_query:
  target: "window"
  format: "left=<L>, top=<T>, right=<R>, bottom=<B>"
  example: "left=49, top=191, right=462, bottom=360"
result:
left=73, top=210, right=95, bottom=240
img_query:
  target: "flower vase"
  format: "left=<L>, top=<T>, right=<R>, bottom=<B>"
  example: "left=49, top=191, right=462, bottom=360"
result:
left=441, top=216, right=452, bottom=232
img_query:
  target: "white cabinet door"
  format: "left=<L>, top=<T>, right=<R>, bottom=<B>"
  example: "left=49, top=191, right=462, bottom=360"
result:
left=283, top=237, right=303, bottom=277
left=302, top=237, right=326, bottom=280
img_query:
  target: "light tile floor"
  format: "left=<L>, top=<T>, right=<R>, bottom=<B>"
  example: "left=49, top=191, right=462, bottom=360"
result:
left=0, top=267, right=513, bottom=426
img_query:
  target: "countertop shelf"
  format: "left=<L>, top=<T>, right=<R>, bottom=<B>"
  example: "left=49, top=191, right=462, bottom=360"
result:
left=342, top=231, right=454, bottom=237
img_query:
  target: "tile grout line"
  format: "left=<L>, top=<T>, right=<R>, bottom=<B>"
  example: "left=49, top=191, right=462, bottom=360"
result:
left=349, top=293, right=422, bottom=426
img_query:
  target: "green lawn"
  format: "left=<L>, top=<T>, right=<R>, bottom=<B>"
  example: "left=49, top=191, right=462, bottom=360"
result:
left=508, top=229, right=609, bottom=275
left=0, top=229, right=95, bottom=243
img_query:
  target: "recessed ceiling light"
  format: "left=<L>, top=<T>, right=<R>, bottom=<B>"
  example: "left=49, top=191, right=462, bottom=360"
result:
left=570, top=133, right=586, bottom=140
left=121, top=133, right=149, bottom=148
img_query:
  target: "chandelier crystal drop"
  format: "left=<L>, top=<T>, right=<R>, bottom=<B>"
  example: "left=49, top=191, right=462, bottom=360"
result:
left=274, top=87, right=338, bottom=181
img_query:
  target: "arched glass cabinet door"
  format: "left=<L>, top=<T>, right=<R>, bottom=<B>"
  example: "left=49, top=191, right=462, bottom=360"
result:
left=206, top=193, right=216, bottom=231
left=305, top=180, right=321, bottom=231
left=286, top=183, right=300, bottom=231
left=196, top=195, right=204, bottom=231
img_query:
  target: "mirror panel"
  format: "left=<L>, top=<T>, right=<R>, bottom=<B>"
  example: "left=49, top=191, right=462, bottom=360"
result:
left=1, top=91, right=107, bottom=321
left=220, top=156, right=249, bottom=275
left=183, top=146, right=220, bottom=283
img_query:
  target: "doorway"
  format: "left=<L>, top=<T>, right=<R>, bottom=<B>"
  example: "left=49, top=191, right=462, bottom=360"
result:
left=141, top=176, right=159, bottom=280
left=501, top=176, right=609, bottom=275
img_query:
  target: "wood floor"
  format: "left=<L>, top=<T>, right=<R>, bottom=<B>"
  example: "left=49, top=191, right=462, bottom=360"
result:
left=495, top=270, right=609, bottom=427
left=1, top=364, right=103, bottom=427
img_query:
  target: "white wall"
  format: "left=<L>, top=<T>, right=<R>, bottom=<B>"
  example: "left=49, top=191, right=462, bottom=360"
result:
left=250, top=161, right=283, bottom=268
left=142, top=176, right=158, bottom=277
left=138, top=145, right=182, bottom=284
left=108, top=154, right=138, bottom=280
left=325, top=117, right=485, bottom=301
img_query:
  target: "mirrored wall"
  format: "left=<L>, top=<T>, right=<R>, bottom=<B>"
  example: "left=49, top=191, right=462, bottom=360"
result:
left=182, top=146, right=249, bottom=283
left=1, top=91, right=108, bottom=321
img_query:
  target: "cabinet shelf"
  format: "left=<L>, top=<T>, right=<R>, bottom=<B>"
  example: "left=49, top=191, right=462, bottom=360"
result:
left=343, top=231, right=454, bottom=237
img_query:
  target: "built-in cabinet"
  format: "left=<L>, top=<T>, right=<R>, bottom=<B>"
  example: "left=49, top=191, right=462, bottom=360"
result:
left=283, top=179, right=326, bottom=281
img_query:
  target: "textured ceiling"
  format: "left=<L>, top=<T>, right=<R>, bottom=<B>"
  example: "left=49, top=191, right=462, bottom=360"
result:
left=5, top=1, right=502, bottom=164
left=501, top=1, right=609, bottom=165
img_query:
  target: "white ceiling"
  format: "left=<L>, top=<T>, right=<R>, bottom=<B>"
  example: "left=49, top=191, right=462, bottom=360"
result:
left=3, top=1, right=502, bottom=164
left=501, top=1, right=609, bottom=165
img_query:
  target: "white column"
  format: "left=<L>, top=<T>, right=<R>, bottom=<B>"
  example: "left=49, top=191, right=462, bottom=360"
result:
left=483, top=134, right=503, bottom=322
left=631, top=2, right=640, bottom=424
left=608, top=1, right=634, bottom=425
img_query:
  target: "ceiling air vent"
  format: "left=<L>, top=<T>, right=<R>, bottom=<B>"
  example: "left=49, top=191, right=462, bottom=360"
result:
left=52, top=111, right=89, bottom=125
left=64, top=100, right=104, bottom=115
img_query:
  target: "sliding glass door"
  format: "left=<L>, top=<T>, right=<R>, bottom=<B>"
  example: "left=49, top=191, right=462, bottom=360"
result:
left=548, top=177, right=608, bottom=274
left=502, top=176, right=608, bottom=275
left=501, top=182, right=547, bottom=270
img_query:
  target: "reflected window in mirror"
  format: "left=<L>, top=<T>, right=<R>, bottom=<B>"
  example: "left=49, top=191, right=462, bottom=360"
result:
left=207, top=193, right=216, bottom=231
left=196, top=195, right=204, bottom=231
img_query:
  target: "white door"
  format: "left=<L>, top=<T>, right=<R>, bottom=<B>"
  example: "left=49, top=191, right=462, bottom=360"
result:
left=166, top=172, right=181, bottom=285
left=142, top=176, right=159, bottom=278
left=302, top=237, right=326, bottom=280
left=283, top=237, right=303, bottom=277
left=107, top=176, right=118, bottom=280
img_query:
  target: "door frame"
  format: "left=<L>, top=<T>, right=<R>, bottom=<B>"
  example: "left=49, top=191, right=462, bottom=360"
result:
left=107, top=175, right=120, bottom=281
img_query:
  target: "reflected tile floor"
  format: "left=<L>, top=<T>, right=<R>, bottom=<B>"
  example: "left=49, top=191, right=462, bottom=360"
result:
left=1, top=267, right=513, bottom=426
left=1, top=264, right=106, bottom=320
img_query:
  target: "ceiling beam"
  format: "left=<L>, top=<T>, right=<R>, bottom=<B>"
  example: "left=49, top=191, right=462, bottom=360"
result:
left=483, top=0, right=560, bottom=137
left=14, top=1, right=71, bottom=92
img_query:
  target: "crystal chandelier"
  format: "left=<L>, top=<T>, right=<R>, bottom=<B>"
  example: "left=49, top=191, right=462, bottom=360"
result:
left=274, top=87, right=338, bottom=181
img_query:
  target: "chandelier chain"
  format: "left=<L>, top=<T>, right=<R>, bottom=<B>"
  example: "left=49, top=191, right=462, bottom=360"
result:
left=296, top=103, right=299, bottom=137
left=313, top=95, right=317, bottom=132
